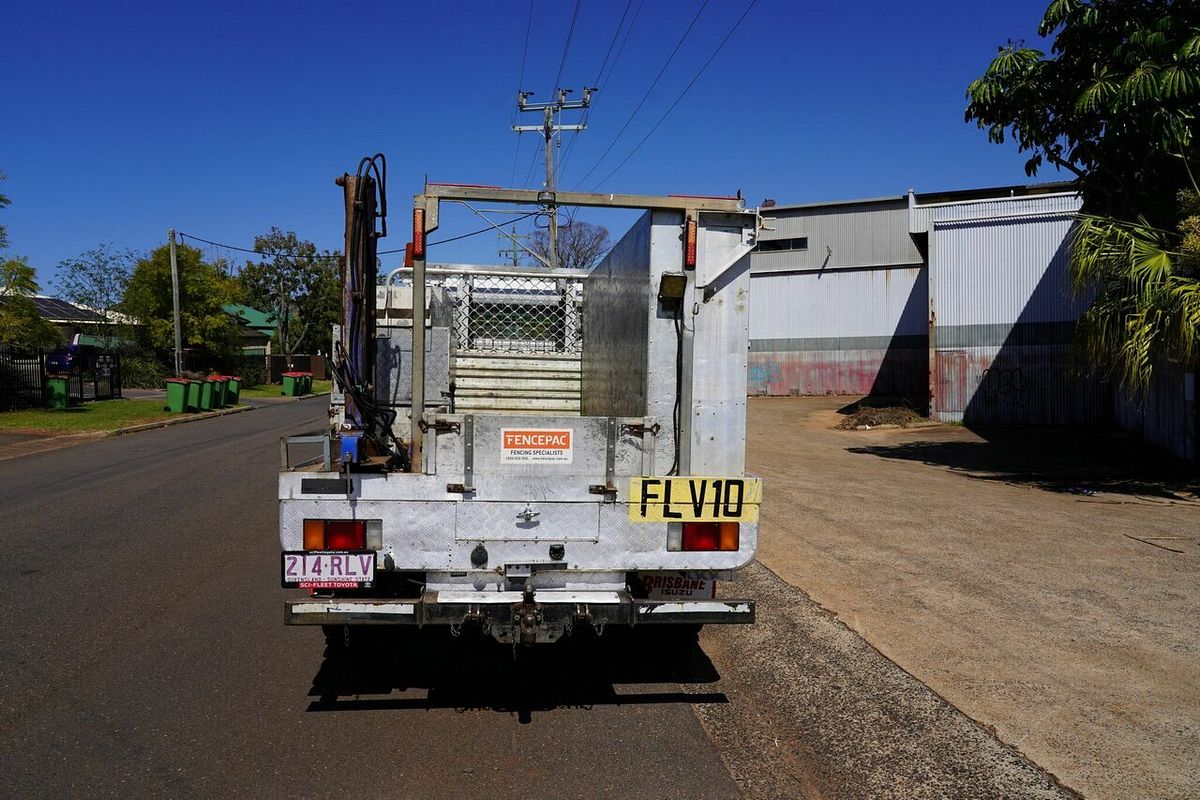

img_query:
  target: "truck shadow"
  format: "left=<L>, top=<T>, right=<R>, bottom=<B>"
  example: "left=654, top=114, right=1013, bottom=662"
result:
left=305, top=626, right=726, bottom=724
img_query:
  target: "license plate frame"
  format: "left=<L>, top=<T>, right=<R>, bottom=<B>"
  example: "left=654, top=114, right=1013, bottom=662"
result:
left=281, top=550, right=376, bottom=589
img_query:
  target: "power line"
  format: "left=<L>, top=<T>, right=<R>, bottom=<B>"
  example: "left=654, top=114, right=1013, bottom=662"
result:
left=176, top=232, right=339, bottom=261
left=178, top=214, right=542, bottom=264
left=558, top=0, right=637, bottom=181
left=551, top=0, right=582, bottom=95
left=570, top=0, right=710, bottom=190
left=591, top=0, right=758, bottom=191
left=509, top=0, right=536, bottom=186
left=515, top=0, right=535, bottom=110
left=599, top=0, right=645, bottom=91
left=592, top=0, right=635, bottom=92
left=521, top=133, right=543, bottom=187
left=416, top=211, right=540, bottom=248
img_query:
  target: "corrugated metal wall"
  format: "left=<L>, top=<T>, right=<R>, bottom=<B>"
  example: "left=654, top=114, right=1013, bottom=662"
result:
left=757, top=199, right=922, bottom=271
left=749, top=267, right=927, bottom=398
left=1115, top=364, right=1197, bottom=462
left=927, top=193, right=1101, bottom=424
left=748, top=198, right=928, bottom=401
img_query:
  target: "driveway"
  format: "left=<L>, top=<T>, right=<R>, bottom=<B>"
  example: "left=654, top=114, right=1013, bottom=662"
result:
left=748, top=396, right=1200, bottom=800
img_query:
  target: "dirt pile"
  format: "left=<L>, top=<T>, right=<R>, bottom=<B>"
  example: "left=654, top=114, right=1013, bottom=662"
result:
left=837, top=405, right=925, bottom=429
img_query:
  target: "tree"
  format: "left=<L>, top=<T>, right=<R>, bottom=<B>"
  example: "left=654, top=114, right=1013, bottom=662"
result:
left=237, top=228, right=340, bottom=359
left=965, top=0, right=1200, bottom=390
left=965, top=0, right=1200, bottom=227
left=1069, top=192, right=1200, bottom=390
left=0, top=171, right=60, bottom=349
left=528, top=221, right=611, bottom=270
left=55, top=244, right=136, bottom=349
left=0, top=257, right=60, bottom=348
left=122, top=242, right=242, bottom=361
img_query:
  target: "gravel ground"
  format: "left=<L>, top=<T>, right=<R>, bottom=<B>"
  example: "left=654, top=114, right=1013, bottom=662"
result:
left=745, top=396, right=1199, bottom=799
left=694, top=562, right=1080, bottom=800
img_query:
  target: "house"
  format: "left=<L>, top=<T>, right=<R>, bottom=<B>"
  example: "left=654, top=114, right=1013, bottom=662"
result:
left=222, top=303, right=274, bottom=356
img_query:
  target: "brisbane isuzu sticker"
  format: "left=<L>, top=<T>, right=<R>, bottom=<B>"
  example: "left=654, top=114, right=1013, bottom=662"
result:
left=642, top=572, right=717, bottom=600
left=628, top=476, right=762, bottom=523
left=500, top=428, right=574, bottom=464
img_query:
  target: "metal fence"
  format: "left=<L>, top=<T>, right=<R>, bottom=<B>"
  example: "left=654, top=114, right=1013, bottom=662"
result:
left=437, top=272, right=583, bottom=356
left=0, top=345, right=122, bottom=410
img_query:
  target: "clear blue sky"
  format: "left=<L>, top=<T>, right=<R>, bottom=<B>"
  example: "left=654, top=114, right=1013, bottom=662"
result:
left=0, top=0, right=1055, bottom=287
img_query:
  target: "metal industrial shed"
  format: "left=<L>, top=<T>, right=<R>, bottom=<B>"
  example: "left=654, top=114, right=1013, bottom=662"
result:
left=748, top=183, right=1095, bottom=425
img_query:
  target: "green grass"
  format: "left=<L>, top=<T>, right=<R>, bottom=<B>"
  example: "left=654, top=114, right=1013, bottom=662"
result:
left=239, top=379, right=333, bottom=399
left=0, top=398, right=177, bottom=434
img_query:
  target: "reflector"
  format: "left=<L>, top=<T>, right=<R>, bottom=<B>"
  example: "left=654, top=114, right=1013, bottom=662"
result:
left=684, top=216, right=698, bottom=268
left=412, top=208, right=426, bottom=257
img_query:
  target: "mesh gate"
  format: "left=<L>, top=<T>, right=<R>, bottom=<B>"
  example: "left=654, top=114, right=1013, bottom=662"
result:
left=440, top=273, right=583, bottom=356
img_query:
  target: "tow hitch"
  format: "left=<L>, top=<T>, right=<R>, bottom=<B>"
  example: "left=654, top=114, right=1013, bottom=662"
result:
left=514, top=583, right=541, bottom=646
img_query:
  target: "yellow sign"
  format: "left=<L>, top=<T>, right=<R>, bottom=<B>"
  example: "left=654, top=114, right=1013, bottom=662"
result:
left=627, top=477, right=761, bottom=523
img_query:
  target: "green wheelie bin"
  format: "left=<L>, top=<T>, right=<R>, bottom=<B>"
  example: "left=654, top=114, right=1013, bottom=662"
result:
left=225, top=375, right=241, bottom=405
left=46, top=375, right=71, bottom=410
left=281, top=372, right=299, bottom=397
left=209, top=376, right=228, bottom=408
left=299, top=372, right=312, bottom=395
left=164, top=378, right=188, bottom=413
left=198, top=379, right=215, bottom=411
left=185, top=379, right=202, bottom=411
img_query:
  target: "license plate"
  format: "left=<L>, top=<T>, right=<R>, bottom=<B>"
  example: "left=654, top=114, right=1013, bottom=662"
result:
left=281, top=551, right=375, bottom=589
left=628, top=477, right=762, bottom=523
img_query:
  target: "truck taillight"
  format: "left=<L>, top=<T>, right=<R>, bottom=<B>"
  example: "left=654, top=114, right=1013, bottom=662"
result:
left=302, top=519, right=367, bottom=550
left=684, top=216, right=697, bottom=269
left=412, top=208, right=426, bottom=257
left=303, top=519, right=325, bottom=550
left=680, top=521, right=739, bottom=552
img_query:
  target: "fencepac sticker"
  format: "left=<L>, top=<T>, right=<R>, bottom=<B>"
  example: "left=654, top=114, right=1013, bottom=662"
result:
left=501, top=428, right=574, bottom=464
left=628, top=476, right=761, bottom=522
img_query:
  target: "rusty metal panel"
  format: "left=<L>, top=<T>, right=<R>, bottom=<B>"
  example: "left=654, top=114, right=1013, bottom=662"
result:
left=927, top=192, right=1103, bottom=424
left=747, top=264, right=928, bottom=401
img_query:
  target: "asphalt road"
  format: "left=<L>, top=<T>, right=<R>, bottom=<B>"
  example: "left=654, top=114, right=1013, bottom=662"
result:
left=0, top=399, right=739, bottom=800
left=0, top=399, right=1080, bottom=799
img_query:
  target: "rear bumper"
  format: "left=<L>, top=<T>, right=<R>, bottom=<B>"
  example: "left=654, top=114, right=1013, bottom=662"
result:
left=286, top=589, right=754, bottom=632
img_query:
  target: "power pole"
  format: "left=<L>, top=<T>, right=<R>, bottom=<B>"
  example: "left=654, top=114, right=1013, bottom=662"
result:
left=497, top=225, right=529, bottom=266
left=168, top=229, right=182, bottom=376
left=513, top=87, right=594, bottom=269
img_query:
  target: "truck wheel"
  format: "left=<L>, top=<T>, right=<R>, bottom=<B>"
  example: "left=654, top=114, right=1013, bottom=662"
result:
left=669, top=623, right=704, bottom=641
left=322, top=624, right=351, bottom=652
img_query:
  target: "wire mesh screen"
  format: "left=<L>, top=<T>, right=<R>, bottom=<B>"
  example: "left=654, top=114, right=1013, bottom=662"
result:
left=440, top=273, right=583, bottom=355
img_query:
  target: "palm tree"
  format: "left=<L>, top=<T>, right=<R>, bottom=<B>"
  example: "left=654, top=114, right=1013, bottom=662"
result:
left=1070, top=191, right=1200, bottom=392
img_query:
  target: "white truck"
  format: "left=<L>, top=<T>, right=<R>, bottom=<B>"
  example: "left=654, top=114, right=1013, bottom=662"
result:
left=279, top=160, right=762, bottom=646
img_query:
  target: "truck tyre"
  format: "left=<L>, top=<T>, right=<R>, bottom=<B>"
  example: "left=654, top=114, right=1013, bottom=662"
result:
left=322, top=624, right=351, bottom=653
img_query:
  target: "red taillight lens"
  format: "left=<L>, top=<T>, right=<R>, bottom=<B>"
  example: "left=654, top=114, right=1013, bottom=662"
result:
left=681, top=521, right=739, bottom=552
left=684, top=216, right=697, bottom=268
left=412, top=208, right=426, bottom=257
left=324, top=520, right=366, bottom=549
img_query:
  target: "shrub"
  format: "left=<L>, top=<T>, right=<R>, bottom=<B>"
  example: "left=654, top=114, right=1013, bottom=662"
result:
left=120, top=354, right=168, bottom=389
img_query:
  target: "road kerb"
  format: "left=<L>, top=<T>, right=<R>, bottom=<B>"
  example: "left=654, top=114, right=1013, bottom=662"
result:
left=111, top=403, right=257, bottom=436
left=0, top=404, right=260, bottom=462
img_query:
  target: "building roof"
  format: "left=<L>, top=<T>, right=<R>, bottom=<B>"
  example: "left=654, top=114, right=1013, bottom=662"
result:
left=223, top=303, right=275, bottom=331
left=30, top=296, right=106, bottom=323
left=761, top=181, right=1078, bottom=214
